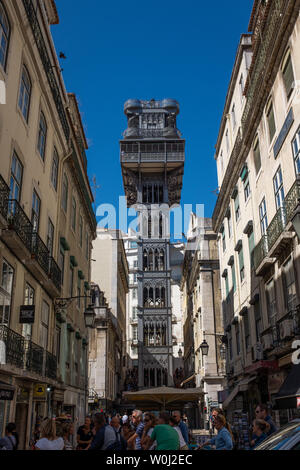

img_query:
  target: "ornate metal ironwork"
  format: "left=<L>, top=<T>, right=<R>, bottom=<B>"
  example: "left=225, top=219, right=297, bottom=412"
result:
left=22, top=0, right=70, bottom=141
left=284, top=178, right=300, bottom=223
left=49, top=257, right=62, bottom=291
left=0, top=174, right=9, bottom=220
left=254, top=234, right=269, bottom=270
left=45, top=351, right=57, bottom=380
left=7, top=199, right=33, bottom=253
left=31, top=232, right=50, bottom=275
left=0, top=325, right=25, bottom=369
left=266, top=207, right=286, bottom=252
left=25, top=340, right=44, bottom=375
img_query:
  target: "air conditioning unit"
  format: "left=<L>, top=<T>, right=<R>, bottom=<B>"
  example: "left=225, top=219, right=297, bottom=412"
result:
left=252, top=342, right=263, bottom=361
left=279, top=319, right=294, bottom=340
left=262, top=334, right=273, bottom=351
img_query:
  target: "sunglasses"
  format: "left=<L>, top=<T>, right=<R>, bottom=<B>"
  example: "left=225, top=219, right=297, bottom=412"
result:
left=144, top=419, right=150, bottom=422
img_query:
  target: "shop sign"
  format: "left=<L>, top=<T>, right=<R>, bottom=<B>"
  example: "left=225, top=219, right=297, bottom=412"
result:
left=33, top=384, right=46, bottom=400
left=19, top=305, right=35, bottom=324
left=297, top=397, right=300, bottom=409
left=0, top=388, right=14, bottom=400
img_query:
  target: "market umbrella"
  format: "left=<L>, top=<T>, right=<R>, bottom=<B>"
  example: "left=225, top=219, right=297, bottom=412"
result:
left=123, top=386, right=204, bottom=410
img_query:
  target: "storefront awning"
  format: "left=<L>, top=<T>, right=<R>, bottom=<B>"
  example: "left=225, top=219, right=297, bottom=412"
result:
left=274, top=364, right=300, bottom=409
left=222, top=376, right=257, bottom=409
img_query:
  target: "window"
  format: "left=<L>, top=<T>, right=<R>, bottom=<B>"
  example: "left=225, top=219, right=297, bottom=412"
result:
left=85, top=232, right=89, bottom=259
left=273, top=166, right=285, bottom=210
left=9, top=152, right=23, bottom=201
left=229, top=336, right=233, bottom=361
left=69, top=265, right=74, bottom=298
left=0, top=2, right=10, bottom=70
left=227, top=209, right=232, bottom=239
left=234, top=193, right=240, bottom=222
left=219, top=151, right=224, bottom=176
left=61, top=173, right=68, bottom=212
left=77, top=276, right=81, bottom=308
left=225, top=130, right=230, bottom=154
left=244, top=311, right=250, bottom=350
left=292, top=127, right=300, bottom=175
left=51, top=148, right=59, bottom=190
left=132, top=325, right=138, bottom=341
left=79, top=216, right=83, bottom=247
left=224, top=272, right=229, bottom=298
left=0, top=260, right=14, bottom=325
left=254, top=302, right=262, bottom=343
left=243, top=174, right=251, bottom=201
left=132, top=306, right=138, bottom=320
left=23, top=283, right=34, bottom=339
left=253, top=138, right=261, bottom=175
left=259, top=198, right=268, bottom=235
left=248, top=230, right=255, bottom=269
left=282, top=53, right=295, bottom=100
left=266, top=100, right=276, bottom=143
left=18, top=65, right=31, bottom=121
left=130, top=241, right=138, bottom=249
left=238, top=245, right=245, bottom=282
left=46, top=218, right=54, bottom=256
left=231, top=263, right=236, bottom=293
left=266, top=279, right=277, bottom=325
left=31, top=190, right=41, bottom=232
left=239, top=74, right=244, bottom=103
left=54, top=326, right=61, bottom=363
left=71, top=196, right=76, bottom=231
left=39, top=301, right=49, bottom=350
left=231, top=104, right=236, bottom=130
left=58, top=249, right=65, bottom=284
left=235, top=325, right=240, bottom=355
left=37, top=112, right=47, bottom=160
left=221, top=226, right=226, bottom=252
left=282, top=257, right=297, bottom=312
left=132, top=288, right=137, bottom=300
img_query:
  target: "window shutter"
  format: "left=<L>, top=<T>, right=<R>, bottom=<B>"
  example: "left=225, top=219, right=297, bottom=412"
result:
left=231, top=264, right=236, bottom=293
left=267, top=104, right=276, bottom=142
left=238, top=247, right=244, bottom=270
left=254, top=141, right=261, bottom=174
left=234, top=194, right=239, bottom=210
left=283, top=55, right=294, bottom=99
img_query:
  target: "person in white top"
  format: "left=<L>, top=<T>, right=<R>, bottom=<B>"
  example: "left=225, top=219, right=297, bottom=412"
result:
left=122, top=414, right=128, bottom=424
left=169, top=416, right=189, bottom=450
left=35, top=418, right=64, bottom=450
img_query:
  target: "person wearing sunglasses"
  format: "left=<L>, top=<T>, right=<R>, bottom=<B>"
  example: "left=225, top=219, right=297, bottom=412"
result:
left=127, top=410, right=144, bottom=450
left=141, top=413, right=157, bottom=450
left=254, top=404, right=277, bottom=436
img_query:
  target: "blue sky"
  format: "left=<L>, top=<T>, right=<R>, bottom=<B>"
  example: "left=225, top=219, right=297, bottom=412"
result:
left=52, top=0, right=253, bottom=223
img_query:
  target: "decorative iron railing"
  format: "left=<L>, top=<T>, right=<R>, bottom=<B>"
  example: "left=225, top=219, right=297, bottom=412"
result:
left=22, top=0, right=70, bottom=141
left=7, top=200, right=33, bottom=253
left=285, top=177, right=300, bottom=222
left=0, top=174, right=9, bottom=220
left=45, top=351, right=57, bottom=380
left=49, top=257, right=61, bottom=291
left=0, top=324, right=25, bottom=369
left=31, top=232, right=50, bottom=275
left=25, top=340, right=44, bottom=375
left=266, top=207, right=286, bottom=252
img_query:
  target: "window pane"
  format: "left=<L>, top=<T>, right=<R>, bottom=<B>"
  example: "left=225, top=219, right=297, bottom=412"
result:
left=267, top=103, right=276, bottom=142
left=282, top=55, right=294, bottom=99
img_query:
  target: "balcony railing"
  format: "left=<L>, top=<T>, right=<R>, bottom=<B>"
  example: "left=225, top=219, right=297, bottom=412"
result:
left=31, top=232, right=50, bottom=275
left=45, top=351, right=57, bottom=380
left=49, top=257, right=62, bottom=291
left=0, top=324, right=25, bottom=369
left=7, top=200, right=33, bottom=253
left=254, top=179, right=300, bottom=270
left=25, top=340, right=44, bottom=375
left=0, top=175, right=9, bottom=221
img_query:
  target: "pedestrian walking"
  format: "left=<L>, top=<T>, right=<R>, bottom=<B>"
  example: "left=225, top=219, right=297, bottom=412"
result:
left=141, top=413, right=157, bottom=450
left=198, top=415, right=233, bottom=450
left=62, top=422, right=75, bottom=450
left=254, top=404, right=277, bottom=436
left=127, top=410, right=144, bottom=450
left=88, top=413, right=121, bottom=450
left=172, top=410, right=189, bottom=446
left=169, top=416, right=189, bottom=450
left=76, top=416, right=93, bottom=450
left=110, top=416, right=127, bottom=450
left=148, top=412, right=179, bottom=451
left=0, top=423, right=17, bottom=450
left=251, top=419, right=270, bottom=449
left=34, top=418, right=64, bottom=450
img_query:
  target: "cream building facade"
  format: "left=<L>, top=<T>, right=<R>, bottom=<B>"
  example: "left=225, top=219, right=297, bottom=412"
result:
left=0, top=0, right=96, bottom=447
left=213, top=0, right=300, bottom=427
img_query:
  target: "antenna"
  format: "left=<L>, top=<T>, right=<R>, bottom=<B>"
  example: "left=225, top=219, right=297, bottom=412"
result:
left=91, top=175, right=101, bottom=205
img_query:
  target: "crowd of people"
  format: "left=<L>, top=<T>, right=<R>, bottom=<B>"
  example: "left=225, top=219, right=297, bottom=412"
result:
left=0, top=403, right=277, bottom=451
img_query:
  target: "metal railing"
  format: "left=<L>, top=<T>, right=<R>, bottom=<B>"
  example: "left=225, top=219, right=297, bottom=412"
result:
left=0, top=175, right=9, bottom=220
left=49, top=257, right=62, bottom=291
left=254, top=179, right=300, bottom=270
left=0, top=324, right=25, bottom=369
left=7, top=200, right=33, bottom=253
left=45, top=351, right=57, bottom=380
left=25, top=340, right=44, bottom=375
left=31, top=232, right=49, bottom=275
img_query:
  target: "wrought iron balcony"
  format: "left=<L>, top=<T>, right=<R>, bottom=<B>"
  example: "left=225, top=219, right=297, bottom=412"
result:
left=7, top=199, right=33, bottom=254
left=31, top=232, right=50, bottom=275
left=45, top=351, right=57, bottom=380
left=49, top=257, right=62, bottom=291
left=0, top=174, right=9, bottom=224
left=25, top=340, right=44, bottom=376
left=0, top=324, right=25, bottom=369
left=254, top=178, right=300, bottom=272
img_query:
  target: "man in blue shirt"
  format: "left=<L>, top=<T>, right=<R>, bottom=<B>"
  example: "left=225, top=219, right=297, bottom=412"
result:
left=127, top=410, right=144, bottom=450
left=172, top=411, right=189, bottom=446
left=255, top=404, right=277, bottom=436
left=88, top=413, right=117, bottom=450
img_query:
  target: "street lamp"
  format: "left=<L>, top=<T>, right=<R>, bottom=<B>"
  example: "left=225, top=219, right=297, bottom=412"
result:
left=200, top=339, right=209, bottom=356
left=84, top=304, right=96, bottom=329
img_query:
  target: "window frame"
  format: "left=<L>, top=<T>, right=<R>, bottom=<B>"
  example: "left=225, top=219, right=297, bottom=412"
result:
left=273, top=166, right=285, bottom=210
left=18, top=65, right=32, bottom=122
left=0, top=1, right=10, bottom=71
left=9, top=152, right=23, bottom=201
left=51, top=147, right=59, bottom=191
left=266, top=98, right=276, bottom=145
left=253, top=136, right=261, bottom=175
left=281, top=51, right=295, bottom=101
left=37, top=111, right=47, bottom=160
left=292, top=126, right=300, bottom=176
left=259, top=197, right=268, bottom=236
